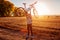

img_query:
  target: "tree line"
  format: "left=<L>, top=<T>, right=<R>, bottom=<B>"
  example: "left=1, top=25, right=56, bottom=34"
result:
left=0, top=0, right=27, bottom=17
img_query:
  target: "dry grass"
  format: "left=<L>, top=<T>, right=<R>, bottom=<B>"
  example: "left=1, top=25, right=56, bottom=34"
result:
left=0, top=16, right=60, bottom=40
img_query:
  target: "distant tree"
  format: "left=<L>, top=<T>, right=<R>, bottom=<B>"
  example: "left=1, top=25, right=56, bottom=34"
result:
left=13, top=7, right=27, bottom=17
left=0, top=0, right=14, bottom=17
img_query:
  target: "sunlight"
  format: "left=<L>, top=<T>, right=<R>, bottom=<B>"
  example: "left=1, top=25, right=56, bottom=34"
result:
left=34, top=2, right=50, bottom=15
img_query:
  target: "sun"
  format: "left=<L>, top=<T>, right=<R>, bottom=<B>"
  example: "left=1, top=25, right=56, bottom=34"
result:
left=34, top=2, right=50, bottom=15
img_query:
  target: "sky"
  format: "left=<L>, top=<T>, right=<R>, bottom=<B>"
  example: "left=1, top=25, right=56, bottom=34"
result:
left=9, top=0, right=60, bottom=15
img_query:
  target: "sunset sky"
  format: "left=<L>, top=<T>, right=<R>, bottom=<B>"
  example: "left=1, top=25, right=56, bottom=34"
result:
left=9, top=0, right=60, bottom=15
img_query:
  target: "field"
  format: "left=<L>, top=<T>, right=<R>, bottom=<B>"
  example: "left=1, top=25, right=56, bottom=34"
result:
left=0, top=16, right=60, bottom=40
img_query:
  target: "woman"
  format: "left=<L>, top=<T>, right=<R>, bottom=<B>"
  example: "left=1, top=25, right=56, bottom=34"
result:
left=26, top=12, right=33, bottom=40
